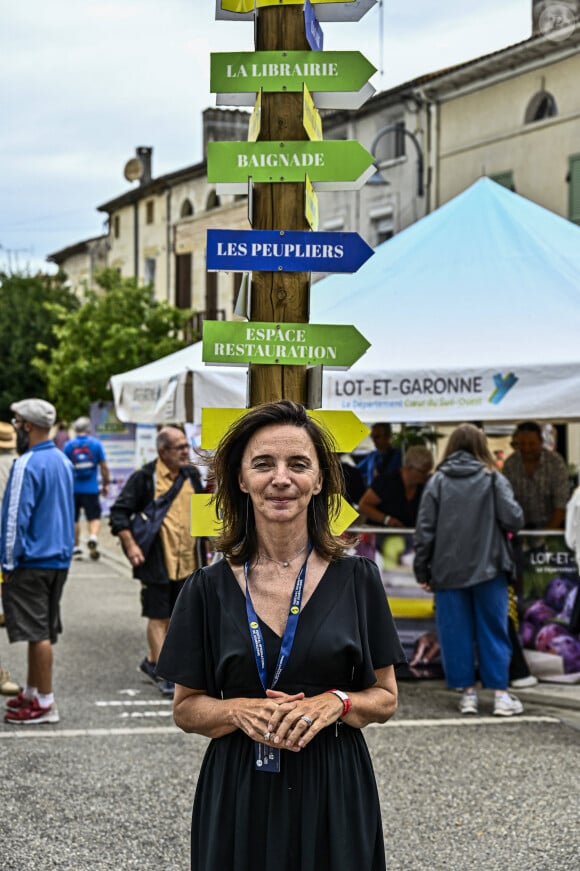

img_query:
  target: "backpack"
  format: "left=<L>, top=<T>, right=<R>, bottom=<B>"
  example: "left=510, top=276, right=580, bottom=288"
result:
left=71, top=443, right=97, bottom=479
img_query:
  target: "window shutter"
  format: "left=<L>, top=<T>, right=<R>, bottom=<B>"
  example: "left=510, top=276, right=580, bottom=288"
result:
left=568, top=154, right=580, bottom=225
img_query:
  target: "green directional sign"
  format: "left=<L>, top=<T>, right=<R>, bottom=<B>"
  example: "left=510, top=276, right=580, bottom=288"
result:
left=211, top=51, right=376, bottom=95
left=207, top=140, right=374, bottom=185
left=203, top=321, right=370, bottom=369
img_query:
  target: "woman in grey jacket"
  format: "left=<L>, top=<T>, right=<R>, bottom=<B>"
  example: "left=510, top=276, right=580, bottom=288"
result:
left=413, top=424, right=525, bottom=717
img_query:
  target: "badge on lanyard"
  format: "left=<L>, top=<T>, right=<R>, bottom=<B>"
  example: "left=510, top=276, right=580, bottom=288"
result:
left=244, top=546, right=311, bottom=774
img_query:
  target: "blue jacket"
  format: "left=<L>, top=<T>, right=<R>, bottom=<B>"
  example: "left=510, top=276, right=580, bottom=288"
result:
left=1, top=440, right=75, bottom=571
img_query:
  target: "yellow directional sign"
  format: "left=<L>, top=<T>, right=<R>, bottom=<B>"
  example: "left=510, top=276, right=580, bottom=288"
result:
left=303, top=84, right=322, bottom=141
left=334, top=498, right=360, bottom=535
left=201, top=408, right=246, bottom=448
left=257, top=0, right=357, bottom=5
left=308, top=409, right=369, bottom=450
left=191, top=493, right=359, bottom=537
left=220, top=0, right=254, bottom=12
left=248, top=89, right=262, bottom=142
left=191, top=494, right=223, bottom=538
left=201, top=407, right=369, bottom=451
left=304, top=175, right=319, bottom=230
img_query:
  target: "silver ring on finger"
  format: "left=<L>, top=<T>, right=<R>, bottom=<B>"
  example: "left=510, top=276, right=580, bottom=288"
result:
left=263, top=731, right=271, bottom=741
left=300, top=715, right=313, bottom=727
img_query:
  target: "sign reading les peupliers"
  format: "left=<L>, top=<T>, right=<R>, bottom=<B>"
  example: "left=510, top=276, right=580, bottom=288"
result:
left=206, top=229, right=373, bottom=273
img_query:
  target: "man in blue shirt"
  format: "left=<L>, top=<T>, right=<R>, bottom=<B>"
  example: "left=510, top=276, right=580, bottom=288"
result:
left=356, top=422, right=402, bottom=488
left=64, top=416, right=110, bottom=561
left=2, top=398, right=74, bottom=725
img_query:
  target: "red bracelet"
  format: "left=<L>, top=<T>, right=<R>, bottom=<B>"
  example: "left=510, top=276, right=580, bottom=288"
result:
left=328, top=689, right=352, bottom=717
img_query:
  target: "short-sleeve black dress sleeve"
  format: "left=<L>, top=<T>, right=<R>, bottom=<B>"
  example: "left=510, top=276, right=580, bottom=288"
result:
left=158, top=555, right=406, bottom=871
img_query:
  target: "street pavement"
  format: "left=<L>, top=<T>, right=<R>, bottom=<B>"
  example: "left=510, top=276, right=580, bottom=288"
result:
left=0, top=537, right=578, bottom=870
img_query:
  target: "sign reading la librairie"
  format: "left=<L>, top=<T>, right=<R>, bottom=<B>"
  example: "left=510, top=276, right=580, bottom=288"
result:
left=210, top=51, right=376, bottom=95
left=202, top=320, right=370, bottom=369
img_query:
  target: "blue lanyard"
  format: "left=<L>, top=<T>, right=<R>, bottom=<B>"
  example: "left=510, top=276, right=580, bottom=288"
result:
left=244, top=545, right=312, bottom=692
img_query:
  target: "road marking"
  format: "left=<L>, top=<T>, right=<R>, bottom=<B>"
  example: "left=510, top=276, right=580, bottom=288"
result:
left=0, top=714, right=561, bottom=740
left=119, top=710, right=173, bottom=719
left=95, top=700, right=171, bottom=707
left=369, top=715, right=560, bottom=727
left=0, top=726, right=183, bottom=739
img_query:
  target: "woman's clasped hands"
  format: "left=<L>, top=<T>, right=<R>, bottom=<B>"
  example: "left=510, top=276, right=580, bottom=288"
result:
left=240, top=688, right=344, bottom=752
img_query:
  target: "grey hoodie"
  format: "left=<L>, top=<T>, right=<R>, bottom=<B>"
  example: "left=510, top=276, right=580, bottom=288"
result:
left=413, top=450, right=524, bottom=590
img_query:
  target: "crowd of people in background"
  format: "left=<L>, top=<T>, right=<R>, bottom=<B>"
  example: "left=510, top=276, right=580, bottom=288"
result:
left=0, top=408, right=576, bottom=725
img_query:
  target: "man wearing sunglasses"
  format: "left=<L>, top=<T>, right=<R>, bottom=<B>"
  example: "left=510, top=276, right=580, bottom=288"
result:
left=110, top=426, right=206, bottom=697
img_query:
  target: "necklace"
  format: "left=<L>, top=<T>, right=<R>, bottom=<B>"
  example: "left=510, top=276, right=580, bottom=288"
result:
left=257, top=544, right=308, bottom=568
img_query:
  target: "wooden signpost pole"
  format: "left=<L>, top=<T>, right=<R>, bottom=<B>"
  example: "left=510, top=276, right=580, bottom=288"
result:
left=249, top=5, right=311, bottom=406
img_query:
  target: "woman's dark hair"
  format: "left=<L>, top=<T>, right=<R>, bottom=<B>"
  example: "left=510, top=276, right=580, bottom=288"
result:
left=210, top=400, right=350, bottom=563
left=442, top=422, right=497, bottom=471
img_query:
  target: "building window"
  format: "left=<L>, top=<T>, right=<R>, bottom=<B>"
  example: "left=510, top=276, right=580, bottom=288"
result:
left=525, top=91, right=558, bottom=123
left=144, top=257, right=156, bottom=286
left=490, top=171, right=515, bottom=192
left=113, top=215, right=120, bottom=239
left=373, top=121, right=406, bottom=163
left=180, top=199, right=194, bottom=218
left=206, top=189, right=221, bottom=210
left=146, top=200, right=154, bottom=224
left=206, top=270, right=218, bottom=319
left=568, top=154, right=580, bottom=225
left=175, top=254, right=192, bottom=308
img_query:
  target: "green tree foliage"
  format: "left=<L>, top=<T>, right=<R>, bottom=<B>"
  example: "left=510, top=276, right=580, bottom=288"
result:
left=35, top=269, right=193, bottom=420
left=0, top=271, right=79, bottom=419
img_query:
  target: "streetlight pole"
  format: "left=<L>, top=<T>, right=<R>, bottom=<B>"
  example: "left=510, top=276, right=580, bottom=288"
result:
left=370, top=123, right=424, bottom=197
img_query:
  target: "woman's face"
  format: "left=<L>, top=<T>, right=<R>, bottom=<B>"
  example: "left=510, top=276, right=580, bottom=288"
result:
left=238, top=423, right=323, bottom=527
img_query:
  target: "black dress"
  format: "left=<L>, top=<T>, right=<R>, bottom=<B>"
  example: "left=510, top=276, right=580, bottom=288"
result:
left=157, top=555, right=406, bottom=871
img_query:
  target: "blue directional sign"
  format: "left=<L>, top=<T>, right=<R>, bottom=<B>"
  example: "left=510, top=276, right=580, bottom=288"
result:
left=304, top=0, right=324, bottom=51
left=206, top=229, right=374, bottom=273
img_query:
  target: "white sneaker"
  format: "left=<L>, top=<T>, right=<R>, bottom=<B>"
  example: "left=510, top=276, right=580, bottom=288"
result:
left=493, top=692, right=524, bottom=717
left=459, top=690, right=478, bottom=715
left=510, top=675, right=538, bottom=689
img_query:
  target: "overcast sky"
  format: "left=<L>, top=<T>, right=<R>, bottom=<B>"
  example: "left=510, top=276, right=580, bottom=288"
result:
left=0, top=0, right=532, bottom=274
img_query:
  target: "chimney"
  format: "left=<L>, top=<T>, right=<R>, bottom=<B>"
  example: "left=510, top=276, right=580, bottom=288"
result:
left=136, top=146, right=153, bottom=185
left=532, top=0, right=579, bottom=36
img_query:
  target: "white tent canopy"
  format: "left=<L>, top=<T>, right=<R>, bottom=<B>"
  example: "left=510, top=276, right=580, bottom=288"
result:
left=111, top=179, right=580, bottom=424
left=311, top=178, right=580, bottom=423
left=109, top=341, right=247, bottom=424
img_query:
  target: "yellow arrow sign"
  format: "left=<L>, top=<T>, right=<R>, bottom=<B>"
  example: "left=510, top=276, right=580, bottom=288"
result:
left=248, top=89, right=262, bottom=142
left=191, top=493, right=359, bottom=537
left=308, top=410, right=370, bottom=451
left=201, top=408, right=369, bottom=452
left=303, top=84, right=322, bottom=141
left=304, top=174, right=319, bottom=230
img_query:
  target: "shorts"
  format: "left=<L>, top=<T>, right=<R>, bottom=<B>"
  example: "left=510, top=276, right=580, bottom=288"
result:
left=140, top=579, right=187, bottom=620
left=2, top=567, right=68, bottom=644
left=74, top=492, right=102, bottom=522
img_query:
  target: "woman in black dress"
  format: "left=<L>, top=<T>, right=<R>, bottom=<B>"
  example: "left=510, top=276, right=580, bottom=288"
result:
left=157, top=400, right=405, bottom=871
